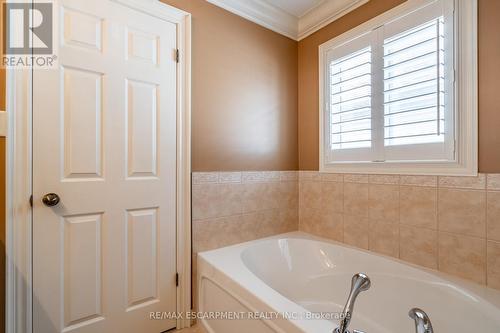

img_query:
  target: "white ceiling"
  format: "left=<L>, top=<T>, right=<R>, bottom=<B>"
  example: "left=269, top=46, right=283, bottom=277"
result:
left=206, top=0, right=370, bottom=40
left=264, top=0, right=325, bottom=18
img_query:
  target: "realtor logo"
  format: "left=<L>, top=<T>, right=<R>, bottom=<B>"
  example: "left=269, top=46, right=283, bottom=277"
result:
left=2, top=1, right=57, bottom=68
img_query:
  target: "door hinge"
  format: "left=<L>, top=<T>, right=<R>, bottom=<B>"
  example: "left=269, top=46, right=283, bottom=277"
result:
left=175, top=49, right=179, bottom=63
left=29, top=195, right=33, bottom=207
left=175, top=273, right=179, bottom=287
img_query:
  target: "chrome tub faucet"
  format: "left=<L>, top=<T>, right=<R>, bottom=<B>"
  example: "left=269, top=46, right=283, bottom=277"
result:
left=334, top=273, right=371, bottom=333
left=409, top=308, right=434, bottom=333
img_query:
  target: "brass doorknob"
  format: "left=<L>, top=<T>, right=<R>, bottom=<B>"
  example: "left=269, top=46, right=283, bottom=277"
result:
left=42, top=193, right=60, bottom=207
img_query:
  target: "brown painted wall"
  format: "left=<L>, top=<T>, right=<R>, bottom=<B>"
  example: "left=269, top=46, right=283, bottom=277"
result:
left=298, top=0, right=500, bottom=172
left=162, top=0, right=299, bottom=171
left=478, top=0, right=500, bottom=172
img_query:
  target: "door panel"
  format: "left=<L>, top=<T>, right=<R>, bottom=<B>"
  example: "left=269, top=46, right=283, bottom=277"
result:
left=33, top=1, right=178, bottom=332
left=63, top=213, right=103, bottom=328
left=126, top=208, right=159, bottom=308
left=126, top=79, right=159, bottom=178
left=62, top=67, right=104, bottom=179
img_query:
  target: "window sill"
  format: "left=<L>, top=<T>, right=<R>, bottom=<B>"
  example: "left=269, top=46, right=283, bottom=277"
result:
left=320, top=160, right=477, bottom=176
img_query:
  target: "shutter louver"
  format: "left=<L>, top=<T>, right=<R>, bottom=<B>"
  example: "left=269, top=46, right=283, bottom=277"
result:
left=330, top=47, right=372, bottom=150
left=383, top=17, right=445, bottom=146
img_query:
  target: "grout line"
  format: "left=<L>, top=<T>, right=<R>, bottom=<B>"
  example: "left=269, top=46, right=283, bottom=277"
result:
left=484, top=187, right=488, bottom=286
left=397, top=181, right=401, bottom=260
left=436, top=185, right=440, bottom=271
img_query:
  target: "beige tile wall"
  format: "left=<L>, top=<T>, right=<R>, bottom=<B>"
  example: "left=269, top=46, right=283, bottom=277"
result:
left=191, top=171, right=299, bottom=308
left=190, top=170, right=500, bottom=310
left=299, top=172, right=500, bottom=290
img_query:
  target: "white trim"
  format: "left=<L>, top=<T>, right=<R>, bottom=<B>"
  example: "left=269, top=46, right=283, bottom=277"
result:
left=298, top=0, right=369, bottom=40
left=319, top=0, right=477, bottom=176
left=6, top=68, right=33, bottom=333
left=5, top=1, right=192, bottom=332
left=205, top=0, right=297, bottom=39
left=175, top=11, right=193, bottom=330
left=206, top=0, right=369, bottom=41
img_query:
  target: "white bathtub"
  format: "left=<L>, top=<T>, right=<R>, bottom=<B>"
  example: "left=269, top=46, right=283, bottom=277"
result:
left=197, top=232, right=500, bottom=333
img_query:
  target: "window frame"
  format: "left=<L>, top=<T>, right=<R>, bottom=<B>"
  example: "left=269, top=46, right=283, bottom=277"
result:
left=319, top=0, right=477, bottom=176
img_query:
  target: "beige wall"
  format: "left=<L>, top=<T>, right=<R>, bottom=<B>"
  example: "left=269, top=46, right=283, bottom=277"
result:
left=478, top=0, right=500, bottom=172
left=162, top=0, right=299, bottom=171
left=298, top=0, right=500, bottom=172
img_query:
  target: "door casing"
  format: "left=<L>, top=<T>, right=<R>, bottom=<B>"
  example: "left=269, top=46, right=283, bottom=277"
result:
left=5, top=1, right=192, bottom=332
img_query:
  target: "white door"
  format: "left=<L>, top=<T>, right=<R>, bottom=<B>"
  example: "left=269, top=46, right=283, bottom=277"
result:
left=32, top=1, right=178, bottom=332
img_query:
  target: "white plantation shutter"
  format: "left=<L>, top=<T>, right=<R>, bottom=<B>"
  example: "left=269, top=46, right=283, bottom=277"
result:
left=330, top=47, right=372, bottom=150
left=326, top=32, right=377, bottom=162
left=384, top=18, right=445, bottom=146
left=324, top=0, right=455, bottom=164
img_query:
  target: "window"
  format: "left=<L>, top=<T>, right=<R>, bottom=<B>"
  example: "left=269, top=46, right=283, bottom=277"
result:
left=319, top=0, right=477, bottom=175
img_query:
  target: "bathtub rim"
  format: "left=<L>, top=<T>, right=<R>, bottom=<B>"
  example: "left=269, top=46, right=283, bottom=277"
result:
left=197, top=231, right=500, bottom=332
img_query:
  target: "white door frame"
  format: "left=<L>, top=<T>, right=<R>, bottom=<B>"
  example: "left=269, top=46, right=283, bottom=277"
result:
left=5, top=1, right=192, bottom=332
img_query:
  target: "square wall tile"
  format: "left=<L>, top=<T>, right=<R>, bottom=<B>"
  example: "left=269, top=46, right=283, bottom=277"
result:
left=487, top=191, right=500, bottom=242
left=344, top=183, right=369, bottom=217
left=487, top=241, right=500, bottom=290
left=279, top=207, right=299, bottom=233
left=369, top=221, right=399, bottom=258
left=260, top=182, right=281, bottom=210
left=487, top=174, right=500, bottom=191
left=438, top=232, right=486, bottom=284
left=299, top=206, right=321, bottom=234
left=241, top=183, right=265, bottom=213
left=192, top=184, right=219, bottom=220
left=313, top=211, right=344, bottom=242
left=344, top=215, right=369, bottom=250
left=192, top=216, right=240, bottom=253
left=300, top=180, right=321, bottom=210
left=400, top=186, right=437, bottom=229
left=217, top=183, right=243, bottom=217
left=254, top=209, right=282, bottom=238
left=438, top=189, right=486, bottom=238
left=399, top=225, right=438, bottom=269
left=279, top=181, right=299, bottom=210
left=321, top=181, right=343, bottom=213
left=369, top=184, right=399, bottom=223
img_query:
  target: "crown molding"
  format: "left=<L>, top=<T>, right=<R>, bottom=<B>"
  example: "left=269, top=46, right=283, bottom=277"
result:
left=206, top=0, right=298, bottom=39
left=298, top=0, right=370, bottom=40
left=206, top=0, right=370, bottom=41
